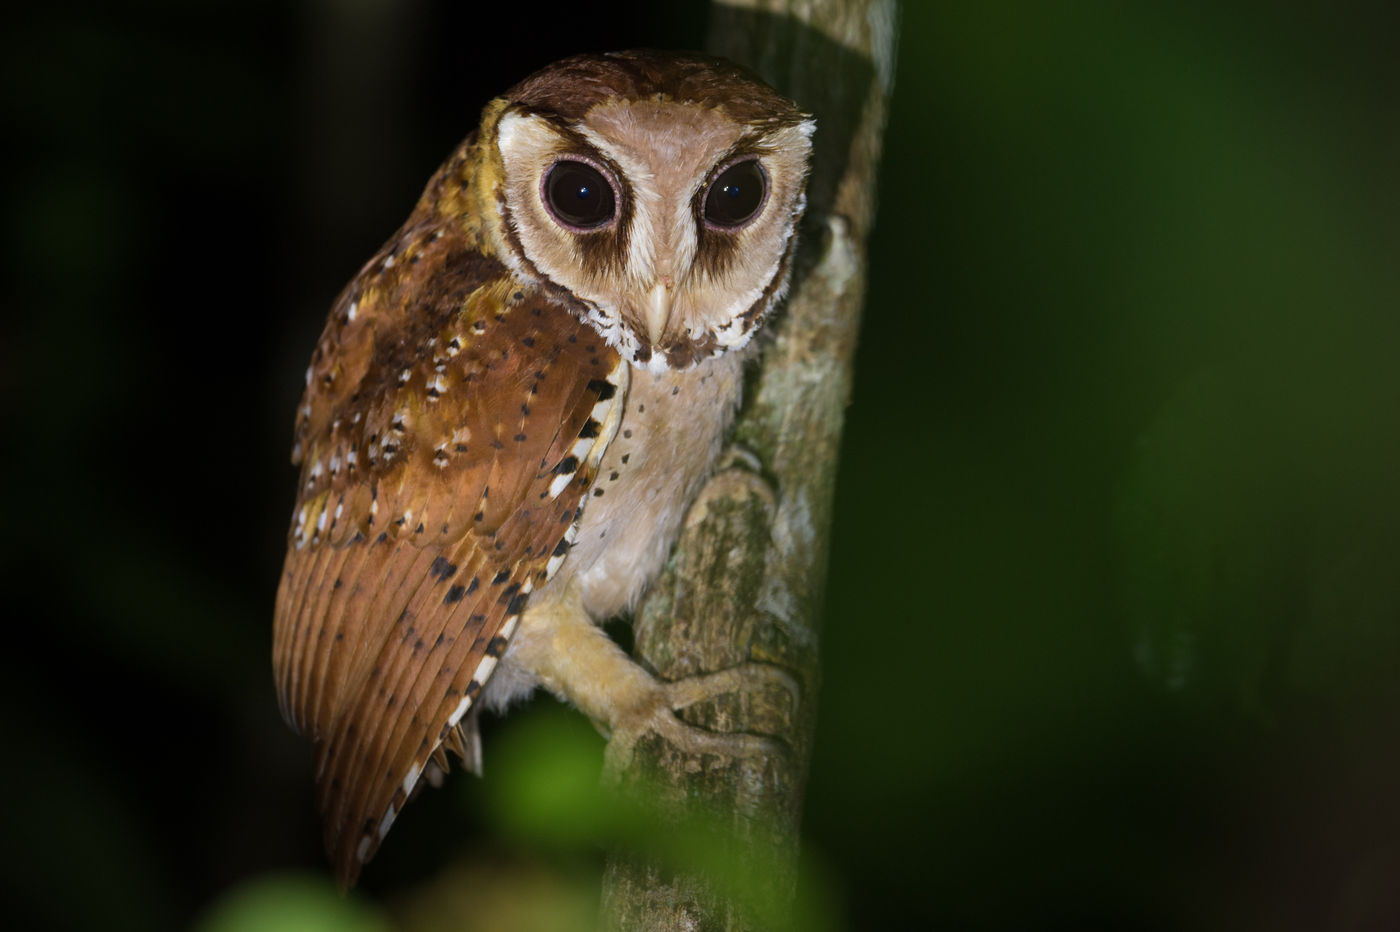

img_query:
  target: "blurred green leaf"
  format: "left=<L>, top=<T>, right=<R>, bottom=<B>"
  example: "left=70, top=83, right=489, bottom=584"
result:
left=196, top=874, right=389, bottom=932
left=481, top=705, right=611, bottom=846
left=479, top=706, right=839, bottom=931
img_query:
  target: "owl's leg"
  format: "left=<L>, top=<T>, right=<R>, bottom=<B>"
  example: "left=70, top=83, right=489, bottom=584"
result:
left=507, top=596, right=798, bottom=778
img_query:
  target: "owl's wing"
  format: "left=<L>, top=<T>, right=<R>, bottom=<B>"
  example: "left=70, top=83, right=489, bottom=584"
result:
left=273, top=216, right=624, bottom=886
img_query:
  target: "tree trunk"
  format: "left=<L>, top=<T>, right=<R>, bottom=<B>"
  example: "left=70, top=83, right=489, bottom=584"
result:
left=598, top=2, right=898, bottom=929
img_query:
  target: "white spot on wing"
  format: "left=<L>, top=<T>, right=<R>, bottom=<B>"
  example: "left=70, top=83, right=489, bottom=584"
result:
left=473, top=655, right=499, bottom=684
left=377, top=804, right=397, bottom=839
left=499, top=616, right=519, bottom=640
left=547, top=472, right=574, bottom=499
left=589, top=398, right=613, bottom=425
left=447, top=693, right=473, bottom=727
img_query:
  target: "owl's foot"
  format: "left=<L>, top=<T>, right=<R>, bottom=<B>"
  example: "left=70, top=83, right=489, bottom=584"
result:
left=600, top=663, right=799, bottom=783
left=684, top=444, right=777, bottom=530
left=508, top=598, right=799, bottom=780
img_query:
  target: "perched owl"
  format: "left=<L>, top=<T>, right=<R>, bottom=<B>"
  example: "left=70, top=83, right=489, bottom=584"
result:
left=273, top=50, right=814, bottom=886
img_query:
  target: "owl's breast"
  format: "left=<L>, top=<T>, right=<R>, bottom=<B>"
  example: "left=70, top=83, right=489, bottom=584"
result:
left=557, top=347, right=749, bottom=620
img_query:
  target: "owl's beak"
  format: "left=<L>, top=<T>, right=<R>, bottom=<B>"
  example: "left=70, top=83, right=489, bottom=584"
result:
left=644, top=279, right=674, bottom=345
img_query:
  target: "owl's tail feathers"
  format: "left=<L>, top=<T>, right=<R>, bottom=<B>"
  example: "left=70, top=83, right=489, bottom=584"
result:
left=314, top=714, right=483, bottom=890
left=416, top=715, right=481, bottom=793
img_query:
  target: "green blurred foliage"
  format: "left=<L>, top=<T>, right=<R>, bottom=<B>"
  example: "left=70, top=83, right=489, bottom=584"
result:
left=197, top=875, right=389, bottom=932
left=477, top=705, right=839, bottom=931
left=4, top=0, right=1399, bottom=929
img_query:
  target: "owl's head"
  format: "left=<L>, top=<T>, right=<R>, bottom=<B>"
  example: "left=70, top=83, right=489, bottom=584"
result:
left=479, top=50, right=813, bottom=373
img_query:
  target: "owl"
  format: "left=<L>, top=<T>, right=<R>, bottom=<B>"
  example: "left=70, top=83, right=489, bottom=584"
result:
left=273, top=50, right=813, bottom=886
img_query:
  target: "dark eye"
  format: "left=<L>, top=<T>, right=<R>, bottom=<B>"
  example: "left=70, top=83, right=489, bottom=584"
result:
left=703, top=159, right=767, bottom=229
left=543, top=159, right=616, bottom=230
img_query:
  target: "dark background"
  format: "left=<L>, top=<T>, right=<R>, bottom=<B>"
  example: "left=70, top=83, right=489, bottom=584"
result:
left=5, top=1, right=1399, bottom=929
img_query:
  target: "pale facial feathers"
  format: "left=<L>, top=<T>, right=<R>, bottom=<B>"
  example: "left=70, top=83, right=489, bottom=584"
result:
left=493, top=95, right=813, bottom=373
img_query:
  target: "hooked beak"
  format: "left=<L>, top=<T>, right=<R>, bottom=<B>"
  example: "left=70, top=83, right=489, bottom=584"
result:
left=644, top=277, right=674, bottom=345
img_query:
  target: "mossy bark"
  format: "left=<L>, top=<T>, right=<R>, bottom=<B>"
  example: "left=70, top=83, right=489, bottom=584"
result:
left=599, top=2, right=898, bottom=929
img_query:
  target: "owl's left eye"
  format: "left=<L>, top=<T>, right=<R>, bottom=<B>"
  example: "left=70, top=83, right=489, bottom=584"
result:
left=703, top=158, right=767, bottom=230
left=543, top=159, right=617, bottom=231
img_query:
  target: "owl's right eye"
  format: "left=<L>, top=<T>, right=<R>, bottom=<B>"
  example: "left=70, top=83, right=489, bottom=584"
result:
left=543, top=159, right=617, bottom=231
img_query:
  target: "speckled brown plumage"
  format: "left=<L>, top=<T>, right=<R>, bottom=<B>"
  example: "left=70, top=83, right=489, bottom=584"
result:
left=274, top=162, right=625, bottom=880
left=274, top=49, right=812, bottom=888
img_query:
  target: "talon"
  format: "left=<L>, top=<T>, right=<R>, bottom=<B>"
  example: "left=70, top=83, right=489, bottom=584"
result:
left=714, top=443, right=764, bottom=475
left=661, top=663, right=799, bottom=715
left=600, top=662, right=799, bottom=783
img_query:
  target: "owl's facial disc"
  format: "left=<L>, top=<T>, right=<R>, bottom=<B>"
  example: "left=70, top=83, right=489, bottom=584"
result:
left=495, top=101, right=812, bottom=373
